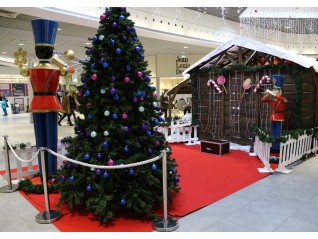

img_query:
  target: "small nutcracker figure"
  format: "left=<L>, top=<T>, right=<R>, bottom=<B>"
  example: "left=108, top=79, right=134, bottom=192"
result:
left=21, top=18, right=74, bottom=175
left=261, top=74, right=288, bottom=153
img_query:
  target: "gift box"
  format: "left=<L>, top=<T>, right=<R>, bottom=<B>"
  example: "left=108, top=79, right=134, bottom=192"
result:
left=200, top=139, right=230, bottom=155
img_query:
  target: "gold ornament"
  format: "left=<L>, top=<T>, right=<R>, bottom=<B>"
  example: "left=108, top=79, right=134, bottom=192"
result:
left=60, top=66, right=68, bottom=76
left=14, top=48, right=28, bottom=69
left=20, top=66, right=29, bottom=77
left=64, top=50, right=75, bottom=61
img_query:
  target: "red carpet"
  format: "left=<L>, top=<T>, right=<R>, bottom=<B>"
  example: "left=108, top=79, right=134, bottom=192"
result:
left=17, top=143, right=271, bottom=231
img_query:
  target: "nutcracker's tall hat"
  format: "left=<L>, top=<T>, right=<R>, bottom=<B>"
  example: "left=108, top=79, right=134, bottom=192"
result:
left=31, top=19, right=59, bottom=46
left=272, top=74, right=285, bottom=90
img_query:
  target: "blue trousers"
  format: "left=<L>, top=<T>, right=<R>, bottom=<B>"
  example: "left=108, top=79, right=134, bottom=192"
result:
left=33, top=112, right=58, bottom=175
left=271, top=121, right=282, bottom=151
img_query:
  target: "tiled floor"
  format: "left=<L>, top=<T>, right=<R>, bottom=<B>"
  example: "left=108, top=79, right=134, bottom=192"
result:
left=1, top=113, right=318, bottom=235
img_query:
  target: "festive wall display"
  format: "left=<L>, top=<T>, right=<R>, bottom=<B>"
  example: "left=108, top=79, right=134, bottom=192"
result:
left=57, top=7, right=180, bottom=223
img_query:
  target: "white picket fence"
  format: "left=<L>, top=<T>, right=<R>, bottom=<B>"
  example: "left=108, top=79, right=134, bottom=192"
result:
left=254, top=130, right=316, bottom=174
left=0, top=140, right=67, bottom=183
left=156, top=122, right=199, bottom=145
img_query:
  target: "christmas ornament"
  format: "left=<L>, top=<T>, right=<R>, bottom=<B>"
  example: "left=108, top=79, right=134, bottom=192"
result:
left=115, top=48, right=121, bottom=54
left=60, top=175, right=65, bottom=182
left=122, top=36, right=127, bottom=42
left=91, top=74, right=97, bottom=80
left=96, top=153, right=102, bottom=160
left=126, top=65, right=131, bottom=71
left=114, top=94, right=120, bottom=101
left=146, top=131, right=151, bottom=136
left=124, top=76, right=130, bottom=83
left=102, top=62, right=109, bottom=68
left=66, top=163, right=71, bottom=169
left=153, top=119, right=159, bottom=125
left=99, top=35, right=105, bottom=41
left=173, top=167, right=177, bottom=173
left=104, top=130, right=109, bottom=136
left=129, top=168, right=134, bottom=175
left=125, top=26, right=131, bottom=32
left=110, top=39, right=115, bottom=45
left=84, top=153, right=90, bottom=160
left=135, top=46, right=141, bottom=52
left=92, top=36, right=98, bottom=42
left=111, top=76, right=116, bottom=82
left=84, top=90, right=90, bottom=96
left=95, top=169, right=102, bottom=175
left=87, top=113, right=93, bottom=119
left=50, top=178, right=56, bottom=184
left=148, top=148, right=153, bottom=154
left=100, top=14, right=106, bottom=20
left=86, top=185, right=92, bottom=191
left=99, top=58, right=104, bottom=64
left=153, top=102, right=158, bottom=107
left=155, top=106, right=161, bottom=111
left=104, top=110, right=110, bottom=116
left=69, top=176, right=75, bottom=182
left=109, top=87, right=116, bottom=94
left=132, top=97, right=138, bottom=103
left=151, top=163, right=157, bottom=170
left=145, top=76, right=151, bottom=82
left=103, top=171, right=109, bottom=178
left=112, top=22, right=117, bottom=28
left=155, top=140, right=160, bottom=147
left=137, top=71, right=143, bottom=78
left=174, top=176, right=180, bottom=182
left=108, top=159, right=114, bottom=166
left=122, top=113, right=128, bottom=119
left=123, top=126, right=129, bottom=132
left=138, top=106, right=144, bottom=112
left=102, top=141, right=108, bottom=147
left=91, top=131, right=97, bottom=137
left=100, top=88, right=106, bottom=94
left=120, top=198, right=127, bottom=205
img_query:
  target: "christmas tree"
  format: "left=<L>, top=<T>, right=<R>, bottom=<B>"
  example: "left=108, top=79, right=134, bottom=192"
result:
left=57, top=7, right=180, bottom=223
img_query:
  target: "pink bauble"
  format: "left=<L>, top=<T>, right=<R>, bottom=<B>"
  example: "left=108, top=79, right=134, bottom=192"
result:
left=108, top=159, right=114, bottom=166
left=137, top=71, right=143, bottom=78
left=77, top=91, right=83, bottom=97
left=124, top=76, right=130, bottom=83
left=91, top=74, right=97, bottom=80
left=122, top=113, right=128, bottom=119
left=100, top=14, right=106, bottom=20
left=153, top=93, right=157, bottom=98
left=139, top=97, right=144, bottom=101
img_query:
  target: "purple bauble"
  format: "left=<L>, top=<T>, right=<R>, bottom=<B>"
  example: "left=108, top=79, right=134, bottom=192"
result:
left=153, top=119, right=159, bottom=125
left=108, top=159, right=114, bottom=166
left=137, top=71, right=143, bottom=78
left=85, top=49, right=91, bottom=55
left=122, top=36, right=127, bottom=42
left=85, top=131, right=91, bottom=137
left=141, top=124, right=148, bottom=131
left=95, top=169, right=102, bottom=175
left=60, top=175, right=65, bottom=182
left=124, top=146, right=129, bottom=153
left=124, top=126, right=129, bottom=132
left=75, top=125, right=80, bottom=130
left=99, top=58, right=104, bottom=64
left=114, top=94, right=119, bottom=101
left=126, top=26, right=131, bottom=32
left=156, top=106, right=161, bottom=111
left=145, top=76, right=151, bottom=82
left=155, top=140, right=160, bottom=147
left=86, top=185, right=92, bottom=191
left=96, top=153, right=102, bottom=160
left=81, top=77, right=86, bottom=83
left=111, top=76, right=116, bottom=82
left=129, top=169, right=134, bottom=175
left=148, top=148, right=153, bottom=154
left=112, top=22, right=117, bottom=28
left=174, top=176, right=180, bottom=183
left=147, top=131, right=152, bottom=136
left=109, top=88, right=116, bottom=94
left=66, top=163, right=71, bottom=169
left=132, top=97, right=138, bottom=103
left=91, top=74, right=97, bottom=80
left=119, top=7, right=126, bottom=11
left=153, top=92, right=157, bottom=98
left=122, top=113, right=128, bottom=119
left=124, top=77, right=130, bottom=83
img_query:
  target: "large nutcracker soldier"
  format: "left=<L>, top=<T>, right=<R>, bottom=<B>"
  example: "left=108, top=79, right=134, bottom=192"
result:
left=261, top=74, right=288, bottom=153
left=21, top=19, right=74, bottom=175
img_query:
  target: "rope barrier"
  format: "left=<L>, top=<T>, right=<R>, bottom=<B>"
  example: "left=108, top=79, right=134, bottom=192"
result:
left=6, top=139, right=40, bottom=164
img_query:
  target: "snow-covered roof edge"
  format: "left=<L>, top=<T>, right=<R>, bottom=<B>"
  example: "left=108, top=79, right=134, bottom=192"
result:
left=182, top=36, right=318, bottom=76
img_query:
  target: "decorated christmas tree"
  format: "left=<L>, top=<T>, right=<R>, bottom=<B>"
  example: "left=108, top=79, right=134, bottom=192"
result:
left=57, top=7, right=180, bottom=223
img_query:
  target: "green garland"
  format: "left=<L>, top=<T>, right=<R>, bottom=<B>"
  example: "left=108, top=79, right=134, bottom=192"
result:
left=251, top=124, right=318, bottom=143
left=18, top=174, right=60, bottom=194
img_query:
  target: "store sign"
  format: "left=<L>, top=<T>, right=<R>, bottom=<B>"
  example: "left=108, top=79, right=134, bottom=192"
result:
left=176, top=56, right=190, bottom=75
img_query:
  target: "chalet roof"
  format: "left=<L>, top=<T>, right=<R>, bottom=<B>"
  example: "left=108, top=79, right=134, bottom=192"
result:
left=182, top=36, right=318, bottom=77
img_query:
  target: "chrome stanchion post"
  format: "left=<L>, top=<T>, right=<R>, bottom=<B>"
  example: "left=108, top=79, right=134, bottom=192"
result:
left=35, top=147, right=61, bottom=223
left=152, top=150, right=179, bottom=232
left=0, top=135, right=18, bottom=193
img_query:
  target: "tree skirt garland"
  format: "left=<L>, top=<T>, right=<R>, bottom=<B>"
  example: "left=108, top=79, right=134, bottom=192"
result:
left=18, top=174, right=60, bottom=194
